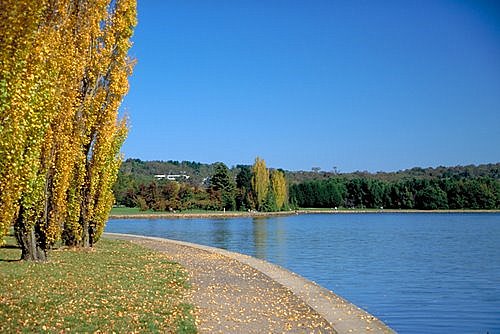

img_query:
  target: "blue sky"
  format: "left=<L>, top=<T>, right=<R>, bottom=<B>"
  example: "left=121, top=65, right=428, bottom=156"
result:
left=121, top=0, right=500, bottom=172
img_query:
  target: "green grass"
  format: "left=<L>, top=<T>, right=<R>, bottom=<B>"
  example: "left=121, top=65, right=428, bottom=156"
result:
left=0, top=236, right=196, bottom=333
left=110, top=206, right=156, bottom=215
left=110, top=206, right=242, bottom=215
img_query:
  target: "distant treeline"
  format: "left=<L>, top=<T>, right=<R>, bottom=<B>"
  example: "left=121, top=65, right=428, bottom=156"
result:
left=289, top=177, right=500, bottom=210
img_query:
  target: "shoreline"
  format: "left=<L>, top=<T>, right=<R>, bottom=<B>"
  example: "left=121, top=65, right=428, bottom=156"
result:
left=104, top=232, right=395, bottom=333
left=109, top=209, right=500, bottom=220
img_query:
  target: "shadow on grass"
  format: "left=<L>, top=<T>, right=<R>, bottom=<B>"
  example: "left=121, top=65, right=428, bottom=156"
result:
left=0, top=258, right=21, bottom=262
left=0, top=243, right=21, bottom=262
left=1, top=244, right=20, bottom=249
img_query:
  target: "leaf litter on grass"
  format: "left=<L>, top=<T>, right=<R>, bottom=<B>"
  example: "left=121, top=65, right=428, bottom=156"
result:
left=0, top=239, right=196, bottom=333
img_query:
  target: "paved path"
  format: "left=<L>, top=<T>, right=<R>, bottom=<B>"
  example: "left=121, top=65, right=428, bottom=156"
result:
left=105, top=233, right=395, bottom=334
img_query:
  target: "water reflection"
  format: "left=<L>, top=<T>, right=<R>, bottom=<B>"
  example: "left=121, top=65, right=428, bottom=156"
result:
left=212, top=219, right=231, bottom=249
left=252, top=218, right=288, bottom=264
left=252, top=218, right=267, bottom=259
left=274, top=218, right=287, bottom=264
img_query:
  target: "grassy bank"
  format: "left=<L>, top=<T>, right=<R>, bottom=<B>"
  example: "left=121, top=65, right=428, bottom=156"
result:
left=0, top=236, right=196, bottom=333
left=110, top=206, right=243, bottom=216
left=109, top=206, right=295, bottom=219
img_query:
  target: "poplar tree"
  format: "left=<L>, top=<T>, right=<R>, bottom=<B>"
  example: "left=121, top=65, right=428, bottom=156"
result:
left=69, top=0, right=136, bottom=247
left=0, top=0, right=43, bottom=246
left=251, top=157, right=270, bottom=211
left=0, top=0, right=76, bottom=259
left=0, top=0, right=136, bottom=259
left=271, top=170, right=288, bottom=210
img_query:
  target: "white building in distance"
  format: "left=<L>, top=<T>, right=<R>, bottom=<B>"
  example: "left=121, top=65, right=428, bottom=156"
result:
left=154, top=174, right=190, bottom=181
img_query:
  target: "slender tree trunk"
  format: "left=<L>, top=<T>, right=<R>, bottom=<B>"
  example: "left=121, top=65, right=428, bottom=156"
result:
left=81, top=141, right=92, bottom=248
left=80, top=189, right=94, bottom=248
left=88, top=225, right=95, bottom=247
left=81, top=207, right=90, bottom=248
left=14, top=210, right=47, bottom=261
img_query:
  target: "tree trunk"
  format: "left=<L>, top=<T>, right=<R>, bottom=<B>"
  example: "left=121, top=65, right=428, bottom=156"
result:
left=14, top=214, right=47, bottom=261
left=80, top=199, right=93, bottom=248
left=81, top=141, right=92, bottom=248
left=88, top=225, right=95, bottom=247
left=81, top=214, right=90, bottom=248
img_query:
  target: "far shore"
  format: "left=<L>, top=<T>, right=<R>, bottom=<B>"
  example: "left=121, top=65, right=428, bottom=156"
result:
left=109, top=208, right=500, bottom=219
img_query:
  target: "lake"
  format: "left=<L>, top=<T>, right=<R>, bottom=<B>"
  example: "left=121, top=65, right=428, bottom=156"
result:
left=106, top=213, right=500, bottom=333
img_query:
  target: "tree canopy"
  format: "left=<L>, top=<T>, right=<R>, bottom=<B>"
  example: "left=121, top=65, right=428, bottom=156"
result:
left=271, top=170, right=287, bottom=210
left=251, top=157, right=270, bottom=211
left=209, top=162, right=236, bottom=210
left=289, top=177, right=499, bottom=210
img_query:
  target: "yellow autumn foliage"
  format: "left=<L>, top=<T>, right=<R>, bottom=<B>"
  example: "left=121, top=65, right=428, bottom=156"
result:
left=251, top=157, right=270, bottom=211
left=271, top=170, right=288, bottom=210
left=0, top=0, right=136, bottom=254
left=0, top=0, right=62, bottom=245
left=72, top=0, right=136, bottom=246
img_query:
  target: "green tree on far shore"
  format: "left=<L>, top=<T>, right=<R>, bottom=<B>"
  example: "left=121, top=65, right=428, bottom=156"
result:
left=236, top=166, right=254, bottom=210
left=209, top=163, right=236, bottom=210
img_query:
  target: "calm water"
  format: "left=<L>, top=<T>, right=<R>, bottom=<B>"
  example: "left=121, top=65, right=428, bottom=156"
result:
left=106, top=213, right=500, bottom=333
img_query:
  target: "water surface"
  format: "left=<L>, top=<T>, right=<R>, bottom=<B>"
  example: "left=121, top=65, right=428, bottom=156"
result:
left=106, top=213, right=500, bottom=333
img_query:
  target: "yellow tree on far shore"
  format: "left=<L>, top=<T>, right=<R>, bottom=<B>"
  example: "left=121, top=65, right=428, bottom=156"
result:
left=251, top=157, right=270, bottom=211
left=271, top=170, right=287, bottom=210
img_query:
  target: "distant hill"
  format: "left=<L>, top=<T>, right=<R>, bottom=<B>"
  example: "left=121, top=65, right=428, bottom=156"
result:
left=119, top=158, right=500, bottom=186
left=339, top=163, right=500, bottom=182
left=119, top=158, right=217, bottom=186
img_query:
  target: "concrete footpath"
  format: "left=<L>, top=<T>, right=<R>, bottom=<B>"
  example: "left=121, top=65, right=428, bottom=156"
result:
left=104, top=233, right=395, bottom=334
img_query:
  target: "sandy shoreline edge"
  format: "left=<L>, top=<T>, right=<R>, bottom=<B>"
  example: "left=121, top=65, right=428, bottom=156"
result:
left=104, top=232, right=396, bottom=333
left=109, top=209, right=500, bottom=220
